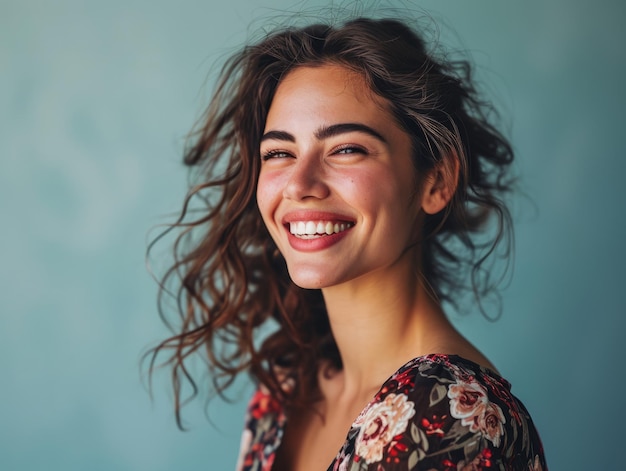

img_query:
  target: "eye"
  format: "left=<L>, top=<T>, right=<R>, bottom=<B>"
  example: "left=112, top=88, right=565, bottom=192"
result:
left=332, top=144, right=368, bottom=156
left=261, top=149, right=293, bottom=161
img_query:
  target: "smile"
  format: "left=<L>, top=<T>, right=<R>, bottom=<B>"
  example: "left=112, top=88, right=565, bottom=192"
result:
left=288, top=221, right=354, bottom=238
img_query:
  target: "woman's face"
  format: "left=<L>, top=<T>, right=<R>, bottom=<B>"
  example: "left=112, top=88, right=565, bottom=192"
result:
left=256, top=64, right=423, bottom=289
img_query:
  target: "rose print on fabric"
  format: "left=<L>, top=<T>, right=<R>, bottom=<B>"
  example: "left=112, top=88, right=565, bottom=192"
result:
left=448, top=380, right=489, bottom=428
left=354, top=393, right=416, bottom=464
left=448, top=379, right=505, bottom=447
left=478, top=402, right=506, bottom=446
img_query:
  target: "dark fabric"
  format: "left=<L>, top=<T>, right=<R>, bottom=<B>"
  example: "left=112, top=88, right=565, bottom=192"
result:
left=236, top=354, right=547, bottom=471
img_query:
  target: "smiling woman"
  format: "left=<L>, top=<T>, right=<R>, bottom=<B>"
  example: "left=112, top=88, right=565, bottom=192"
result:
left=148, top=15, right=547, bottom=471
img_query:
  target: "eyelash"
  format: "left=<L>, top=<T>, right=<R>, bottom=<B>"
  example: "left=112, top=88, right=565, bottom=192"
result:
left=261, top=149, right=292, bottom=161
left=260, top=144, right=368, bottom=161
left=332, top=144, right=367, bottom=155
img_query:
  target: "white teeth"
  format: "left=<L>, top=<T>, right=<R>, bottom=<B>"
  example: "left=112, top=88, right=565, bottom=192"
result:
left=288, top=220, right=353, bottom=238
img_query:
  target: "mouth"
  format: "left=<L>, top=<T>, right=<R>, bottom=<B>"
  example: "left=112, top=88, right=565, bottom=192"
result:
left=287, top=220, right=354, bottom=239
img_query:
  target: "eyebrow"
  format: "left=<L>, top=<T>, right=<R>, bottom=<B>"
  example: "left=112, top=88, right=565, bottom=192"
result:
left=260, top=122, right=387, bottom=144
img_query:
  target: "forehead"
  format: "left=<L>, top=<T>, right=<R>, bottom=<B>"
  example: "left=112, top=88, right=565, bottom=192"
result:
left=266, top=64, right=390, bottom=121
left=277, top=63, right=370, bottom=93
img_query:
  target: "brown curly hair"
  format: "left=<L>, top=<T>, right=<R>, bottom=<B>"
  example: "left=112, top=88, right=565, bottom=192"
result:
left=147, top=16, right=514, bottom=427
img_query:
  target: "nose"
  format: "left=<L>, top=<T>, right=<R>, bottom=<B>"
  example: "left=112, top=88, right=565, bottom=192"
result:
left=283, top=155, right=330, bottom=201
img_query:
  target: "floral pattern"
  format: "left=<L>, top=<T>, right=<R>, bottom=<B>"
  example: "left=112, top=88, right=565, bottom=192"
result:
left=354, top=393, right=416, bottom=463
left=237, top=354, right=547, bottom=470
left=448, top=380, right=506, bottom=446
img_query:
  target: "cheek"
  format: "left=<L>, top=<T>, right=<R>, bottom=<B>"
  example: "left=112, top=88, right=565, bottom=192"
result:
left=367, top=171, right=420, bottom=232
left=336, top=168, right=380, bottom=201
left=348, top=167, right=405, bottom=206
left=256, top=171, right=281, bottom=224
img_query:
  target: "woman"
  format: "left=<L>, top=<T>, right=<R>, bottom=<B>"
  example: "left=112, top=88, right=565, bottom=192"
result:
left=150, top=16, right=547, bottom=471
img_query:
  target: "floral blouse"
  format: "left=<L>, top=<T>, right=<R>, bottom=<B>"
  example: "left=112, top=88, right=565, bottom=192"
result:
left=236, top=354, right=547, bottom=470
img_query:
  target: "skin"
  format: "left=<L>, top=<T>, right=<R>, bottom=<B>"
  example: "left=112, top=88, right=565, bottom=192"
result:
left=256, top=64, right=495, bottom=471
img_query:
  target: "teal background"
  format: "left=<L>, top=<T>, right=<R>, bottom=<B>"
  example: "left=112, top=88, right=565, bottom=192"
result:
left=1, top=0, right=624, bottom=469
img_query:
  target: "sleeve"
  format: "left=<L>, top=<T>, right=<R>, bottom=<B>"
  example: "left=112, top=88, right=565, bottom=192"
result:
left=235, top=387, right=286, bottom=471
left=334, top=356, right=547, bottom=470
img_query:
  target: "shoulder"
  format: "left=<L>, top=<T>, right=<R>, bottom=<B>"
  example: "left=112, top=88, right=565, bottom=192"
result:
left=344, top=354, right=547, bottom=470
left=242, top=366, right=294, bottom=427
left=246, top=384, right=285, bottom=423
left=236, top=384, right=287, bottom=471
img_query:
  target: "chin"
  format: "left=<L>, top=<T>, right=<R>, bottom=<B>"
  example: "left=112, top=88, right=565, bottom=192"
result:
left=287, top=267, right=334, bottom=290
left=288, top=275, right=325, bottom=290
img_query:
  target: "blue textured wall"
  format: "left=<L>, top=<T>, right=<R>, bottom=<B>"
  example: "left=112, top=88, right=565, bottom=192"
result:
left=1, top=1, right=624, bottom=469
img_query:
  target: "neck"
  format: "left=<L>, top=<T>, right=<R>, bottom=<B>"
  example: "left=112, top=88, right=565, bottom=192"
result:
left=320, top=252, right=453, bottom=397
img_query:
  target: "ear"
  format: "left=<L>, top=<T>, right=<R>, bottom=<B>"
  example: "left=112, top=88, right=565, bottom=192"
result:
left=421, top=153, right=460, bottom=215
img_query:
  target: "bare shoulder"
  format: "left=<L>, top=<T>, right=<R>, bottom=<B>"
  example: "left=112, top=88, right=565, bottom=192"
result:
left=452, top=342, right=499, bottom=374
left=425, top=323, right=500, bottom=375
